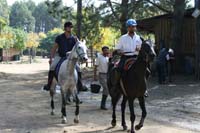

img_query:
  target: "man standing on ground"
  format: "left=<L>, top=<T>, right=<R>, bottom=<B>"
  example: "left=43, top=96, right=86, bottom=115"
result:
left=94, top=46, right=110, bottom=110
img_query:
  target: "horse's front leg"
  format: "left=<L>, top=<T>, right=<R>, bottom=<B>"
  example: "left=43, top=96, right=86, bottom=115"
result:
left=50, top=91, right=55, bottom=115
left=135, top=96, right=147, bottom=130
left=111, top=94, right=121, bottom=127
left=74, top=94, right=80, bottom=123
left=128, top=98, right=135, bottom=133
left=121, top=96, right=127, bottom=130
left=50, top=80, right=56, bottom=115
left=61, top=91, right=67, bottom=124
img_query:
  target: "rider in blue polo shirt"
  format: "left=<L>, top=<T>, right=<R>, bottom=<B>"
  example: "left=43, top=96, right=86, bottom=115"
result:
left=43, top=22, right=84, bottom=91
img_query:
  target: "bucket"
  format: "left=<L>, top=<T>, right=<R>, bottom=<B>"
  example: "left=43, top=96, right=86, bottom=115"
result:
left=90, top=83, right=101, bottom=93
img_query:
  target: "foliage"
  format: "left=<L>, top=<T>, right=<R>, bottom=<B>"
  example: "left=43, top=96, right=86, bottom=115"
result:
left=45, top=0, right=72, bottom=20
left=39, top=28, right=63, bottom=52
left=0, top=26, right=27, bottom=50
left=24, top=0, right=36, bottom=13
left=0, top=0, right=9, bottom=23
left=9, top=1, right=35, bottom=32
left=0, top=0, right=9, bottom=32
left=98, top=0, right=191, bottom=34
left=13, top=28, right=27, bottom=50
left=25, top=32, right=39, bottom=48
left=33, top=2, right=61, bottom=33
left=94, top=27, right=120, bottom=51
left=0, top=26, right=15, bottom=49
left=80, top=5, right=102, bottom=47
left=38, top=32, right=46, bottom=39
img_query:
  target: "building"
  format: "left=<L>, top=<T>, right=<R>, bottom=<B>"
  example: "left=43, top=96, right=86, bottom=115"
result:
left=137, top=8, right=197, bottom=74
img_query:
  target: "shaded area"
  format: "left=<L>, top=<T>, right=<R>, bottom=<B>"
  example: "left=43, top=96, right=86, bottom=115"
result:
left=0, top=64, right=199, bottom=132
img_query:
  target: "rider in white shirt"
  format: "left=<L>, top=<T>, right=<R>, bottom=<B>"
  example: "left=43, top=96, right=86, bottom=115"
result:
left=116, top=31, right=142, bottom=56
left=114, top=19, right=149, bottom=97
left=115, top=19, right=142, bottom=72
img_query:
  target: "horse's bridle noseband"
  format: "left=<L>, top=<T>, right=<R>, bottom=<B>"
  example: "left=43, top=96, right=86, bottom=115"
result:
left=75, top=45, right=87, bottom=60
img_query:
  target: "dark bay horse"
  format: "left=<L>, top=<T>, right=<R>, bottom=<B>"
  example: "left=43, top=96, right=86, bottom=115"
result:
left=107, top=40, right=156, bottom=133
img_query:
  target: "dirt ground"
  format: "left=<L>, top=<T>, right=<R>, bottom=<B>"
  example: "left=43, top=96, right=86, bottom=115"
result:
left=0, top=57, right=199, bottom=133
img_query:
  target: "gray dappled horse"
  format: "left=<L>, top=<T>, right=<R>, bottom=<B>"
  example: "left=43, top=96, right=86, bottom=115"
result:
left=107, top=40, right=156, bottom=133
left=50, top=40, right=88, bottom=124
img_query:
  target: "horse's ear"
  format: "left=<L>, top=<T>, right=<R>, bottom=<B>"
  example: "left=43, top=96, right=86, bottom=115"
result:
left=140, top=37, right=144, bottom=42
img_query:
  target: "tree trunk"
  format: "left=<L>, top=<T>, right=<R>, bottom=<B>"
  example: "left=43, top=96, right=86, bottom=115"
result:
left=77, top=0, right=82, bottom=39
left=170, top=0, right=186, bottom=73
left=119, top=0, right=128, bottom=35
left=195, top=0, right=200, bottom=79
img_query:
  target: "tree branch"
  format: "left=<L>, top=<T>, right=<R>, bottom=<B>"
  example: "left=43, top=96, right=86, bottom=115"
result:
left=100, top=0, right=119, bottom=20
left=129, top=0, right=143, bottom=15
left=145, top=0, right=172, bottom=13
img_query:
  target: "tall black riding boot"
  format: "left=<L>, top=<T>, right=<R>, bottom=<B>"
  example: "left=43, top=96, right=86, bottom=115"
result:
left=43, top=70, right=54, bottom=91
left=77, top=72, right=83, bottom=92
left=100, top=95, right=108, bottom=110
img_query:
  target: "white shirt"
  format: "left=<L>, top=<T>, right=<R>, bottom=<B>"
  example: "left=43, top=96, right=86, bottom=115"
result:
left=95, top=54, right=109, bottom=73
left=115, top=33, right=142, bottom=56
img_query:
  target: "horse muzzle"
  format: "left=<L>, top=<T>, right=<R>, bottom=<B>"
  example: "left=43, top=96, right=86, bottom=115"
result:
left=80, top=57, right=88, bottom=63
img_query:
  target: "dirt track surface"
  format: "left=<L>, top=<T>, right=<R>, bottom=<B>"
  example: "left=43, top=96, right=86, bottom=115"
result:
left=0, top=58, right=199, bottom=133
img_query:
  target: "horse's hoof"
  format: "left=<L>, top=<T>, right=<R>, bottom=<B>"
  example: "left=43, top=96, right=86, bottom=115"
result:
left=51, top=111, right=54, bottom=115
left=122, top=125, right=127, bottom=130
left=127, top=129, right=135, bottom=133
left=62, top=117, right=67, bottom=124
left=135, top=124, right=143, bottom=130
left=62, top=119, right=67, bottom=124
left=74, top=118, right=79, bottom=123
left=111, top=120, right=116, bottom=127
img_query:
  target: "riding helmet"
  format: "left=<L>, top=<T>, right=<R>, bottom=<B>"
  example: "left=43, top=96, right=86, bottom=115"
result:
left=126, top=19, right=137, bottom=27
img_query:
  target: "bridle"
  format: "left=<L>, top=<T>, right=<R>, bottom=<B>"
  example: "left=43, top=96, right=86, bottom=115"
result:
left=75, top=43, right=87, bottom=60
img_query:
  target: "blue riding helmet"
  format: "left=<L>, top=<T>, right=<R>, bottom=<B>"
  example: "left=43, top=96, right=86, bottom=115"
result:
left=126, top=19, right=137, bottom=27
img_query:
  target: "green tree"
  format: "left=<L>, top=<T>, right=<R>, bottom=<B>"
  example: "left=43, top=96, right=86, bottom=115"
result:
left=33, top=2, right=61, bottom=33
left=0, top=26, right=15, bottom=62
left=99, top=0, right=191, bottom=35
left=0, top=0, right=9, bottom=22
left=80, top=4, right=102, bottom=46
left=0, top=0, right=9, bottom=32
left=10, top=1, right=35, bottom=32
left=39, top=28, right=62, bottom=52
left=94, top=27, right=120, bottom=51
left=13, top=28, right=27, bottom=50
left=24, top=0, right=36, bottom=13
left=0, top=26, right=27, bottom=50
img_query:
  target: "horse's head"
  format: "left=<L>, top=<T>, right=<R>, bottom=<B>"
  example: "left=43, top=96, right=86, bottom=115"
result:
left=71, top=40, right=88, bottom=62
left=139, top=39, right=156, bottom=62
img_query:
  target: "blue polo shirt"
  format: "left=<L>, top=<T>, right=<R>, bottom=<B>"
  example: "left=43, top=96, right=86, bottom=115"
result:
left=55, top=33, right=76, bottom=57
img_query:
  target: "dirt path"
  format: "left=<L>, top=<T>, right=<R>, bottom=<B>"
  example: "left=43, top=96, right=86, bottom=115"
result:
left=0, top=58, right=199, bottom=133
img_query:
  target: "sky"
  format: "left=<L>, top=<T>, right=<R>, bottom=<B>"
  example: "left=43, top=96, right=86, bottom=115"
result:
left=7, top=0, right=194, bottom=7
left=7, top=0, right=75, bottom=6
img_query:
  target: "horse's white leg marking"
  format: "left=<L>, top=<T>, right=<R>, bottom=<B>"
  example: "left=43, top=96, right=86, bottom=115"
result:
left=74, top=115, right=79, bottom=123
left=62, top=116, right=67, bottom=124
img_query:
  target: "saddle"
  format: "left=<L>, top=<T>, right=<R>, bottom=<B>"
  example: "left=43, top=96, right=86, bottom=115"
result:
left=123, top=58, right=136, bottom=71
left=55, top=57, right=67, bottom=80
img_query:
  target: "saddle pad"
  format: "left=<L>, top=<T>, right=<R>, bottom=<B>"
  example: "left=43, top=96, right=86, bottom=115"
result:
left=55, top=57, right=67, bottom=80
left=124, top=58, right=136, bottom=71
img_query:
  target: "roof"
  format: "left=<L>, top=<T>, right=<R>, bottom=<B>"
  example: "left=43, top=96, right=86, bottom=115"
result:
left=137, top=8, right=195, bottom=33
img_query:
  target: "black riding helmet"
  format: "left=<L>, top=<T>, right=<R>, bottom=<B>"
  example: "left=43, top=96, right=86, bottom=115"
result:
left=64, top=21, right=73, bottom=28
